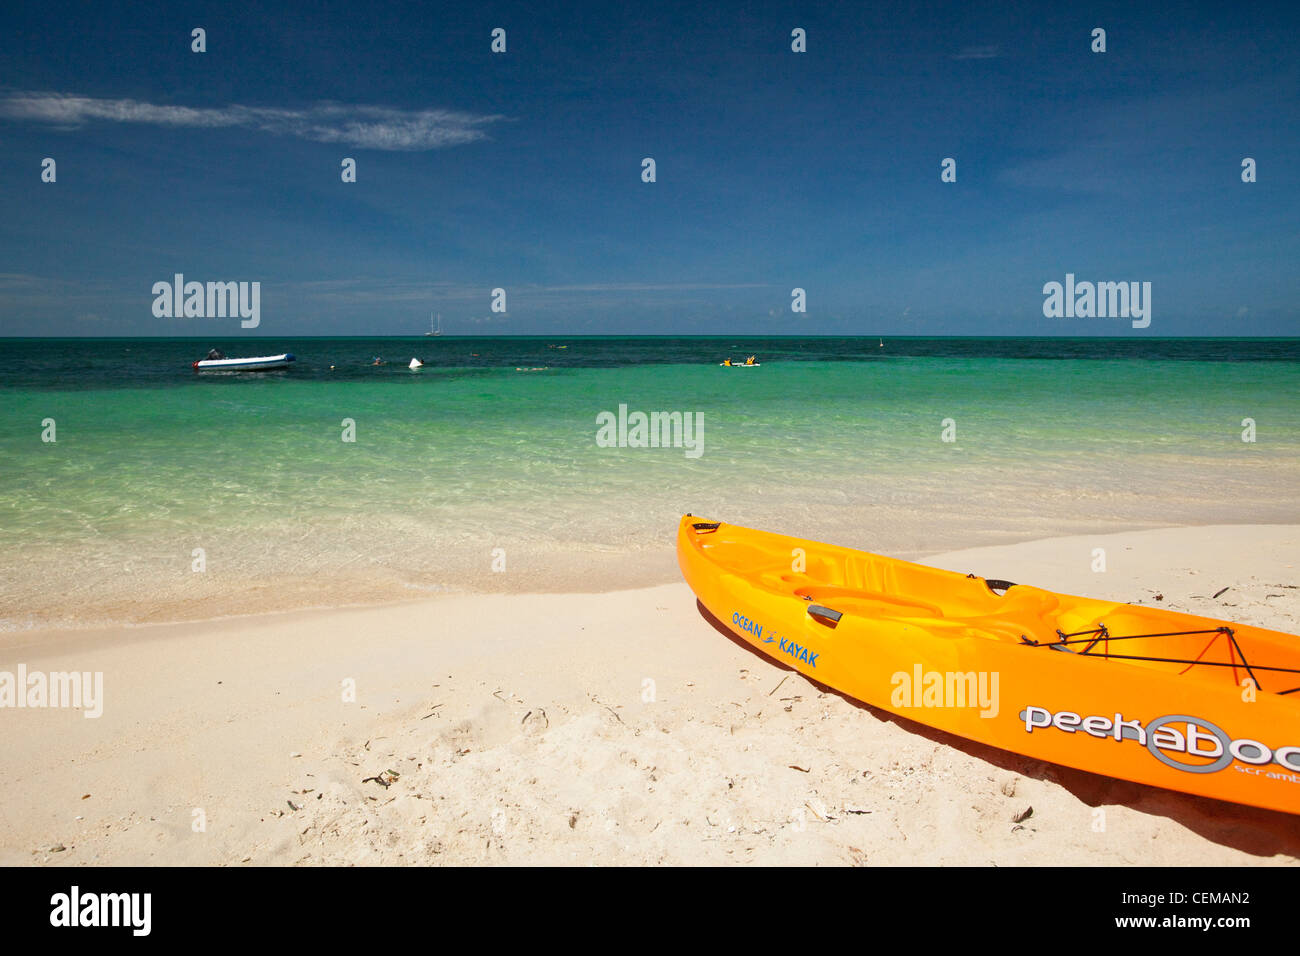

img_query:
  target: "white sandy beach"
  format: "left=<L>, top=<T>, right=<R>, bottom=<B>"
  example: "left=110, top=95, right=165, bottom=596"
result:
left=1, top=524, right=1296, bottom=867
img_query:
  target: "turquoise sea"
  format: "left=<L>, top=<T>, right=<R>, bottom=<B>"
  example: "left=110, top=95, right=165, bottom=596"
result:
left=2, top=337, right=1297, bottom=629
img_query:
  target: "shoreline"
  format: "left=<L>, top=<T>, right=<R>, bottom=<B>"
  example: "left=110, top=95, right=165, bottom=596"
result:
left=4, top=517, right=1296, bottom=636
left=0, top=523, right=1295, bottom=865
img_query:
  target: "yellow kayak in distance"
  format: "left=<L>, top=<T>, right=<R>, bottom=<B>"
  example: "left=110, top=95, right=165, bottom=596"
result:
left=676, top=515, right=1300, bottom=816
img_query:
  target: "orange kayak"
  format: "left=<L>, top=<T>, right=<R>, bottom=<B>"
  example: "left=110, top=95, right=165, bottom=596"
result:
left=677, top=515, right=1300, bottom=815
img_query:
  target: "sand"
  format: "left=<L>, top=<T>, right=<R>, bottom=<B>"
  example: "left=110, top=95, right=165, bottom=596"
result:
left=1, top=524, right=1296, bottom=866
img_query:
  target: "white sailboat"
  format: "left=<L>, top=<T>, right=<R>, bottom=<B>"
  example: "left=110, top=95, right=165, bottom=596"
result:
left=425, top=313, right=442, bottom=336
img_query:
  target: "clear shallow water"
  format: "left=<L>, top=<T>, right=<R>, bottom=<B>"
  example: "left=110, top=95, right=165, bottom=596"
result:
left=2, top=337, right=1297, bottom=629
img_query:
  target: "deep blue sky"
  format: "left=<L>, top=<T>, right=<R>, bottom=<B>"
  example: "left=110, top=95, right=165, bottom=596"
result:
left=1, top=1, right=1297, bottom=336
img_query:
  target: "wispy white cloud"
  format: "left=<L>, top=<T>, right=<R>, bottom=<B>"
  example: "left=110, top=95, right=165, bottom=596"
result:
left=0, top=272, right=48, bottom=289
left=951, top=45, right=1000, bottom=60
left=272, top=279, right=774, bottom=302
left=536, top=282, right=772, bottom=293
left=0, top=92, right=506, bottom=151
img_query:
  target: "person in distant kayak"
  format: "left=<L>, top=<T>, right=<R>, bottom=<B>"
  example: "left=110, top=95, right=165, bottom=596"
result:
left=722, top=358, right=733, bottom=366
left=206, top=348, right=225, bottom=360
left=744, top=356, right=756, bottom=365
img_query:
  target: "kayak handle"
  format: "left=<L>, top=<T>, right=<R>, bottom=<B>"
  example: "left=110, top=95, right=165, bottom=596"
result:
left=691, top=521, right=721, bottom=533
left=807, top=604, right=842, bottom=627
left=985, top=579, right=1016, bottom=595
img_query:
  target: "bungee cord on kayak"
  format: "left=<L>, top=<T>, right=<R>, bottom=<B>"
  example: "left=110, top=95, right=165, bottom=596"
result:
left=1017, top=625, right=1300, bottom=694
